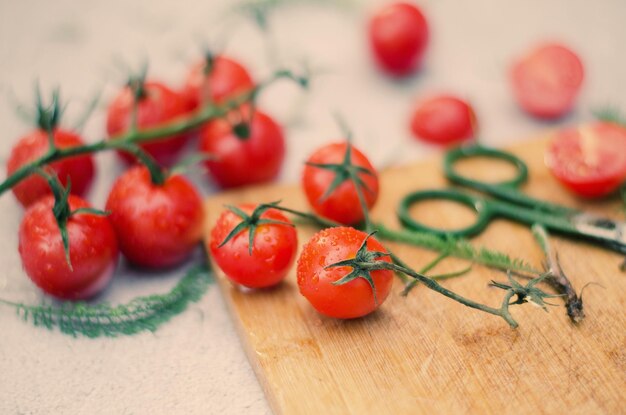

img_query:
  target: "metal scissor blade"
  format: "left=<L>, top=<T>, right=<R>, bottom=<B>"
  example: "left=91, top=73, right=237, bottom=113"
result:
left=572, top=213, right=626, bottom=254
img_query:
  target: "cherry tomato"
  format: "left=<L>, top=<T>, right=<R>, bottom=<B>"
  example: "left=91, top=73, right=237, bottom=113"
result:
left=368, top=2, right=429, bottom=76
left=546, top=122, right=626, bottom=198
left=209, top=204, right=298, bottom=288
left=199, top=110, right=285, bottom=188
left=302, top=142, right=379, bottom=225
left=106, top=81, right=189, bottom=166
left=105, top=166, right=204, bottom=268
left=7, top=129, right=95, bottom=208
left=511, top=43, right=584, bottom=119
left=19, top=195, right=118, bottom=300
left=297, top=227, right=393, bottom=319
left=410, top=95, right=477, bottom=145
left=182, top=55, right=254, bottom=111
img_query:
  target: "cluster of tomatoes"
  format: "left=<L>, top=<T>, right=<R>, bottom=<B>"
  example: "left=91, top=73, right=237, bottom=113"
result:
left=4, top=1, right=626, bottom=320
left=210, top=141, right=389, bottom=319
left=7, top=52, right=287, bottom=300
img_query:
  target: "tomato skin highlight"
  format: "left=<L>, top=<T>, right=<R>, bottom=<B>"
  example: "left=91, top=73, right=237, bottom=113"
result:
left=546, top=122, right=626, bottom=198
left=182, top=56, right=254, bottom=111
left=105, top=166, right=204, bottom=268
left=19, top=195, right=118, bottom=300
left=200, top=110, right=285, bottom=188
left=368, top=2, right=429, bottom=76
left=106, top=81, right=189, bottom=166
left=7, top=129, right=95, bottom=208
left=410, top=95, right=477, bottom=145
left=297, top=227, right=393, bottom=319
left=302, top=142, right=379, bottom=225
left=510, top=43, right=584, bottom=119
left=209, top=204, right=298, bottom=289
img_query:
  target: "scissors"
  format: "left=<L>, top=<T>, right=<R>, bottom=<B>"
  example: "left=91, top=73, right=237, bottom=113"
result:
left=397, top=145, right=626, bottom=255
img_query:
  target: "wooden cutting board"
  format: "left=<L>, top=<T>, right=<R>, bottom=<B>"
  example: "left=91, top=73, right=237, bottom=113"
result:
left=204, top=136, right=625, bottom=415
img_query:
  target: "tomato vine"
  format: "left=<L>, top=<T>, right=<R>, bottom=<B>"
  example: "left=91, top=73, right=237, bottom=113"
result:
left=0, top=69, right=308, bottom=196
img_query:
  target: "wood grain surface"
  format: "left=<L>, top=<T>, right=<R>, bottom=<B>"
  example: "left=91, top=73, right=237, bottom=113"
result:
left=204, top=137, right=626, bottom=415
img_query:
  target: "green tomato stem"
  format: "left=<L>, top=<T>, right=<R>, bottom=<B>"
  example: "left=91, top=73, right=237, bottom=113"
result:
left=0, top=70, right=301, bottom=196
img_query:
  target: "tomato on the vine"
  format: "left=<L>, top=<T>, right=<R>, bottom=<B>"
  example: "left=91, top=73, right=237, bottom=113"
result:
left=209, top=204, right=298, bottom=288
left=19, top=195, right=118, bottom=300
left=182, top=55, right=254, bottom=111
left=510, top=43, right=584, bottom=119
left=7, top=129, right=95, bottom=207
left=546, top=122, right=626, bottom=198
left=410, top=95, right=477, bottom=145
left=302, top=142, right=379, bottom=225
left=297, top=227, right=393, bottom=319
left=106, top=81, right=189, bottom=166
left=200, top=110, right=285, bottom=188
left=368, top=2, right=429, bottom=76
left=105, top=166, right=204, bottom=268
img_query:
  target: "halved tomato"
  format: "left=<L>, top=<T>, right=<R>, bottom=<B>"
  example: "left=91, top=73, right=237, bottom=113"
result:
left=546, top=122, right=626, bottom=198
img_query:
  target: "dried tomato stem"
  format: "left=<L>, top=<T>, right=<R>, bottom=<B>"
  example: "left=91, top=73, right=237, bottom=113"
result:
left=531, top=224, right=585, bottom=323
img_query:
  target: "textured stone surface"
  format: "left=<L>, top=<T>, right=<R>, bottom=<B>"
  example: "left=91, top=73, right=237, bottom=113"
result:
left=1, top=0, right=625, bottom=414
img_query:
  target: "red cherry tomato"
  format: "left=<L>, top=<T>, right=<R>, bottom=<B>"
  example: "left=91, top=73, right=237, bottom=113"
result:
left=297, top=227, right=393, bottom=319
left=368, top=2, right=429, bottom=76
left=546, top=122, right=626, bottom=198
left=6, top=129, right=95, bottom=208
left=302, top=142, right=379, bottom=225
left=106, top=81, right=189, bottom=166
left=209, top=204, right=298, bottom=288
left=199, top=110, right=285, bottom=188
left=410, top=95, right=477, bottom=145
left=511, top=43, right=584, bottom=119
left=182, top=55, right=254, bottom=111
left=105, top=166, right=204, bottom=268
left=19, top=195, right=118, bottom=300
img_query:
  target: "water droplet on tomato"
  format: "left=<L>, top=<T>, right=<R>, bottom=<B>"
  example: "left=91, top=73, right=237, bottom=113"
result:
left=318, top=255, right=326, bottom=267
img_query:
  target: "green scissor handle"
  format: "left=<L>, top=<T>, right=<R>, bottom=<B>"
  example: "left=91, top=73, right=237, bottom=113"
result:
left=398, top=188, right=580, bottom=239
left=444, top=145, right=528, bottom=189
left=398, top=189, right=494, bottom=238
left=443, top=145, right=576, bottom=215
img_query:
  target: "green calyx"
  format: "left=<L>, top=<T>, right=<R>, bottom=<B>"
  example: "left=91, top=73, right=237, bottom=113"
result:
left=309, top=143, right=371, bottom=202
left=35, top=87, right=63, bottom=133
left=307, top=140, right=376, bottom=231
left=490, top=272, right=563, bottom=312
left=126, top=63, right=149, bottom=102
left=327, top=231, right=390, bottom=305
left=219, top=201, right=294, bottom=255
left=202, top=50, right=216, bottom=76
left=36, top=170, right=108, bottom=270
left=307, top=142, right=375, bottom=204
left=232, top=121, right=251, bottom=140
left=593, top=106, right=626, bottom=127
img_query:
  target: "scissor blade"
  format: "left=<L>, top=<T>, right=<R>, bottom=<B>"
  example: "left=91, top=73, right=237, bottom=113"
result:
left=572, top=213, right=626, bottom=252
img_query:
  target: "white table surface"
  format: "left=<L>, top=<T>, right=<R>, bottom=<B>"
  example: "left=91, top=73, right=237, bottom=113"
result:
left=1, top=0, right=625, bottom=414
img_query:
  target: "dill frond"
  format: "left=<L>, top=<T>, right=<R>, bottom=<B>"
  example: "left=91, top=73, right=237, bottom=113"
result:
left=376, top=223, right=538, bottom=274
left=1, top=263, right=212, bottom=338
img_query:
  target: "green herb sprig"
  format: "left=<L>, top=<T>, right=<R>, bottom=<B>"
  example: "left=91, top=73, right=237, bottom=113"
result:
left=0, top=264, right=212, bottom=338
